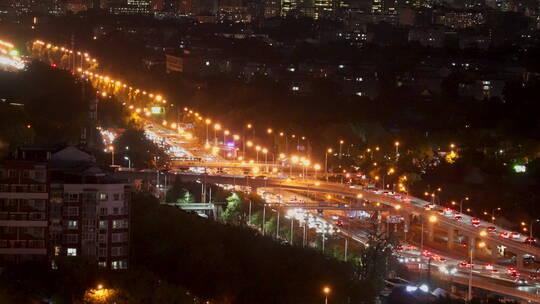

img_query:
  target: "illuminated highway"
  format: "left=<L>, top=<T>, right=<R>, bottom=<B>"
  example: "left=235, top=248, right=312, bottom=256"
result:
left=23, top=38, right=540, bottom=302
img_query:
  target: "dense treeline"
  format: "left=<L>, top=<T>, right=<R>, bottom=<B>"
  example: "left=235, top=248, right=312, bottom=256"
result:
left=131, top=191, right=377, bottom=303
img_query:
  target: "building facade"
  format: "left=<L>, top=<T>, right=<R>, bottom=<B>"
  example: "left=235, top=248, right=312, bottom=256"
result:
left=0, top=145, right=130, bottom=270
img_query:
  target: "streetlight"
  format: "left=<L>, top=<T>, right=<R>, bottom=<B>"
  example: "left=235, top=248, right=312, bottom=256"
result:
left=214, top=123, right=221, bottom=145
left=279, top=131, right=288, bottom=154
left=325, top=148, right=332, bottom=182
left=314, top=164, right=321, bottom=179
left=205, top=119, right=211, bottom=144
left=523, top=219, right=540, bottom=239
left=468, top=241, right=486, bottom=301
left=108, top=145, right=114, bottom=166
left=262, top=148, right=268, bottom=172
left=395, top=141, right=400, bottom=158
left=255, top=145, right=261, bottom=163
left=223, top=129, right=230, bottom=144
left=124, top=156, right=131, bottom=169
left=323, top=286, right=331, bottom=304
left=459, top=197, right=469, bottom=214
left=339, top=140, right=344, bottom=158
left=484, top=207, right=501, bottom=223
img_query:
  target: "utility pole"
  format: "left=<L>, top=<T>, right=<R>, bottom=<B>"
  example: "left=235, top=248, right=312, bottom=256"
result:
left=276, top=210, right=280, bottom=239
left=248, top=200, right=252, bottom=225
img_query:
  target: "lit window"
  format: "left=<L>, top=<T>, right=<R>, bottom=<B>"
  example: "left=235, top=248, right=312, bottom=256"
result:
left=111, top=260, right=128, bottom=269
left=356, top=92, right=363, bottom=96
left=67, top=248, right=77, bottom=256
left=292, top=86, right=299, bottom=91
left=67, top=220, right=78, bottom=229
left=99, top=193, right=108, bottom=201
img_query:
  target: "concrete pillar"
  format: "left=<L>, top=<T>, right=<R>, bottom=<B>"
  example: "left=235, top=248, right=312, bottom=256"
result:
left=428, top=222, right=435, bottom=242
left=516, top=254, right=524, bottom=269
left=490, top=243, right=498, bottom=263
left=447, top=228, right=455, bottom=249
left=403, top=214, right=410, bottom=242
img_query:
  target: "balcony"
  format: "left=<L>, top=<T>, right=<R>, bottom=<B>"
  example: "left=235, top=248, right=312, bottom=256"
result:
left=0, top=240, right=47, bottom=255
left=0, top=212, right=48, bottom=227
left=0, top=239, right=45, bottom=249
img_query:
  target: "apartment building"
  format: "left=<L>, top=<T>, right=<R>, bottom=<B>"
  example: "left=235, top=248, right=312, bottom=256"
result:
left=0, top=145, right=130, bottom=270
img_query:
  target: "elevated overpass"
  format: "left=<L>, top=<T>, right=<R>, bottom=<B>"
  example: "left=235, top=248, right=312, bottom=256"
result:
left=171, top=160, right=281, bottom=170
left=172, top=172, right=540, bottom=268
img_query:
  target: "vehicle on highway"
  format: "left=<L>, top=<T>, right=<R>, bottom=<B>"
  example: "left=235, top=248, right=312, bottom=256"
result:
left=510, top=232, right=521, bottom=239
left=443, top=208, right=454, bottom=216
left=524, top=237, right=536, bottom=244
left=421, top=249, right=432, bottom=257
left=499, top=232, right=510, bottom=239
left=515, top=277, right=531, bottom=286
left=454, top=215, right=463, bottom=221
left=507, top=266, right=517, bottom=274
left=488, top=226, right=497, bottom=233
left=458, top=261, right=473, bottom=268
left=471, top=218, right=480, bottom=227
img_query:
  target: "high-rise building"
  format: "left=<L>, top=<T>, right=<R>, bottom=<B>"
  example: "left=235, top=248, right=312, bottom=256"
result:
left=0, top=145, right=130, bottom=270
left=281, top=0, right=299, bottom=15
left=110, top=0, right=152, bottom=14
left=371, top=0, right=384, bottom=13
left=371, top=0, right=397, bottom=14
left=264, top=0, right=280, bottom=17
left=0, top=146, right=50, bottom=265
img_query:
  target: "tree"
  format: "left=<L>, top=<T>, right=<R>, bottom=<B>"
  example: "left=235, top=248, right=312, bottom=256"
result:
left=356, top=227, right=398, bottom=293
left=221, top=192, right=243, bottom=224
left=115, top=127, right=169, bottom=169
left=177, top=191, right=195, bottom=204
